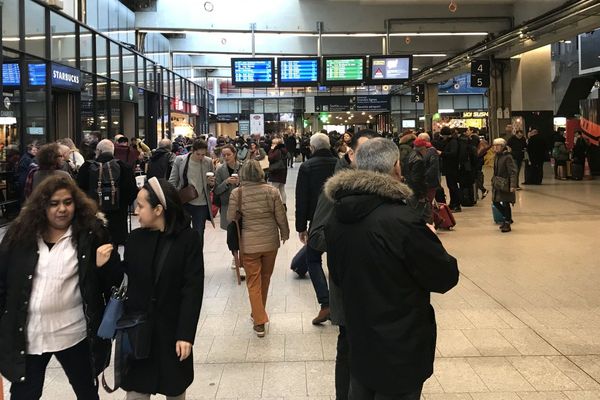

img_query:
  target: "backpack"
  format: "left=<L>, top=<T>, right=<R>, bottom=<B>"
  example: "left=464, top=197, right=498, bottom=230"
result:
left=23, top=163, right=40, bottom=199
left=89, top=160, right=121, bottom=212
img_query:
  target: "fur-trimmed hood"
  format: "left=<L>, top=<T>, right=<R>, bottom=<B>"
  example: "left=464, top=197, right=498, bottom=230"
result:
left=323, top=169, right=415, bottom=225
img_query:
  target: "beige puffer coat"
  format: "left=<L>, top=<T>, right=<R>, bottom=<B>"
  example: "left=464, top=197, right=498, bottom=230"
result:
left=228, top=182, right=290, bottom=254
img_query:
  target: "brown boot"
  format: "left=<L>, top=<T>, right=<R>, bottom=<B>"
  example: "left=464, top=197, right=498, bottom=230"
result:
left=312, top=307, right=330, bottom=325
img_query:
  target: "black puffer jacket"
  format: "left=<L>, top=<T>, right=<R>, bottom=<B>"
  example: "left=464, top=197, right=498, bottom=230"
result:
left=147, top=148, right=175, bottom=180
left=0, top=220, right=121, bottom=383
left=324, top=170, right=459, bottom=394
left=404, top=150, right=427, bottom=200
left=295, top=148, right=337, bottom=232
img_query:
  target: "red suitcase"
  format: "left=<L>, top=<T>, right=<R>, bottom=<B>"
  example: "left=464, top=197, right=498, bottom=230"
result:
left=433, top=202, right=456, bottom=230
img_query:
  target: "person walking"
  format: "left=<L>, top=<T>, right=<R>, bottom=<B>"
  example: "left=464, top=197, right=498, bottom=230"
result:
left=268, top=136, right=288, bottom=207
left=147, top=139, right=175, bottom=180
left=523, top=129, right=546, bottom=185
left=440, top=127, right=462, bottom=212
left=491, top=138, right=518, bottom=233
left=0, top=175, right=121, bottom=399
left=168, top=139, right=216, bottom=252
left=295, top=133, right=338, bottom=324
left=418, top=133, right=441, bottom=224
left=97, top=177, right=204, bottom=399
left=324, top=138, right=459, bottom=400
left=228, top=160, right=289, bottom=337
left=284, top=133, right=297, bottom=168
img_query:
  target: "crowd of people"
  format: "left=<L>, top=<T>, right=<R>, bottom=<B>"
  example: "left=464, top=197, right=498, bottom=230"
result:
left=0, top=123, right=593, bottom=400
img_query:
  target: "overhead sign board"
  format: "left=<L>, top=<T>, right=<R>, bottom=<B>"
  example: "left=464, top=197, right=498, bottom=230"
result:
left=278, top=58, right=320, bottom=86
left=411, top=84, right=425, bottom=103
left=323, top=56, right=365, bottom=86
left=315, top=96, right=357, bottom=112
left=51, top=63, right=81, bottom=91
left=470, top=59, right=490, bottom=88
left=356, top=95, right=390, bottom=112
left=231, top=58, right=275, bottom=87
left=368, top=56, right=412, bottom=84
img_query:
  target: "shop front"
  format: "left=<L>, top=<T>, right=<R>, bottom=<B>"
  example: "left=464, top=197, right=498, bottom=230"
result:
left=432, top=111, right=489, bottom=132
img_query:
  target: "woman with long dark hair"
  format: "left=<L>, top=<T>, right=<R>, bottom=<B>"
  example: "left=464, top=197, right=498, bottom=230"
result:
left=0, top=175, right=120, bottom=399
left=97, top=177, right=204, bottom=399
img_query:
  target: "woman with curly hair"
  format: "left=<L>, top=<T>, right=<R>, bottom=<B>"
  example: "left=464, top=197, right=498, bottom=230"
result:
left=0, top=175, right=121, bottom=399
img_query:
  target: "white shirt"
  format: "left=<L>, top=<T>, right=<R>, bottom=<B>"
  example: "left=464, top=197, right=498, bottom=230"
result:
left=27, top=227, right=87, bottom=355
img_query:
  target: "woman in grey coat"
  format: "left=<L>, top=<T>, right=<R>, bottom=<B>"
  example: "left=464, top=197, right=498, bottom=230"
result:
left=491, top=138, right=518, bottom=233
left=214, top=144, right=241, bottom=230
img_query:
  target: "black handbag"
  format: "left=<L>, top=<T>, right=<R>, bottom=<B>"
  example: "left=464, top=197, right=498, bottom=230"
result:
left=226, top=187, right=243, bottom=252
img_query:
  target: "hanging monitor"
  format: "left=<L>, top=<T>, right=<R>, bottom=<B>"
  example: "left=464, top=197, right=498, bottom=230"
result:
left=2, top=63, right=21, bottom=86
left=231, top=58, right=275, bottom=87
left=28, top=63, right=46, bottom=86
left=277, top=57, right=320, bottom=87
left=368, top=55, right=412, bottom=84
left=322, top=56, right=366, bottom=86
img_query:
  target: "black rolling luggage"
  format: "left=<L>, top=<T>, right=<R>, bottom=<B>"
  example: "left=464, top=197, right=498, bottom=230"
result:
left=460, top=182, right=477, bottom=207
left=524, top=163, right=542, bottom=185
left=572, top=163, right=584, bottom=180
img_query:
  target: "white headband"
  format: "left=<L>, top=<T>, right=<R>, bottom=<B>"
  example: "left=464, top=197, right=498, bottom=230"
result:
left=148, top=177, right=167, bottom=210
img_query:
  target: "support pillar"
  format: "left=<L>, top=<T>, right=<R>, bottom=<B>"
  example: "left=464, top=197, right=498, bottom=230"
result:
left=424, top=83, right=438, bottom=132
left=489, top=58, right=512, bottom=140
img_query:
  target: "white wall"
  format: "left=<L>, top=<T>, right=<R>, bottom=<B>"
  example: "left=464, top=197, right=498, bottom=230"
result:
left=511, top=45, right=554, bottom=111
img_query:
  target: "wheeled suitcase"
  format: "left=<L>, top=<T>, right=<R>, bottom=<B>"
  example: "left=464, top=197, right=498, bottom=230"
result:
left=460, top=183, right=477, bottom=207
left=492, top=204, right=504, bottom=224
left=524, top=163, right=542, bottom=184
left=433, top=202, right=456, bottom=230
left=572, top=163, right=584, bottom=180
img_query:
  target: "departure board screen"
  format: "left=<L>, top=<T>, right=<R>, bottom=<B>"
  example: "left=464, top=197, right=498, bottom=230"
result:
left=323, top=57, right=365, bottom=85
left=2, top=63, right=21, bottom=86
left=28, top=63, right=46, bottom=86
left=278, top=58, right=320, bottom=86
left=368, top=56, right=412, bottom=84
left=231, top=58, right=275, bottom=87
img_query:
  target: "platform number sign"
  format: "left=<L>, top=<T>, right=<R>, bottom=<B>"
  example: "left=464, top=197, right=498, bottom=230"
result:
left=411, top=84, right=425, bottom=103
left=470, top=60, right=490, bottom=88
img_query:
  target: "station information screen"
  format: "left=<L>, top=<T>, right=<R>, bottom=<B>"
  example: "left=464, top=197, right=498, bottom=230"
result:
left=278, top=58, right=320, bottom=86
left=2, top=63, right=21, bottom=86
left=323, top=57, right=365, bottom=85
left=28, top=63, right=46, bottom=86
left=231, top=58, right=275, bottom=87
left=368, top=56, right=412, bottom=84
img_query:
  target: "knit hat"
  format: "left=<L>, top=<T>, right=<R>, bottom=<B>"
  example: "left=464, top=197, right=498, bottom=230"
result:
left=414, top=138, right=431, bottom=148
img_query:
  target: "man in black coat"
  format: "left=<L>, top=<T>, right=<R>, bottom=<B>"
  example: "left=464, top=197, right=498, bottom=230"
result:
left=524, top=129, right=547, bottom=184
left=440, top=127, right=462, bottom=212
left=147, top=138, right=175, bottom=180
left=507, top=130, right=527, bottom=188
left=324, top=138, right=459, bottom=399
left=295, top=132, right=338, bottom=324
left=77, top=139, right=138, bottom=245
left=284, top=133, right=298, bottom=168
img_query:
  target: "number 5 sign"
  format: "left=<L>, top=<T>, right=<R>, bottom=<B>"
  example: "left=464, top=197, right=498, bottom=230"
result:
left=471, top=60, right=490, bottom=88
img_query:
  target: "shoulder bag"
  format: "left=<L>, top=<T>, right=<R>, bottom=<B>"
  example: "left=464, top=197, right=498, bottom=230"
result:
left=226, top=187, right=244, bottom=285
left=178, top=154, right=199, bottom=204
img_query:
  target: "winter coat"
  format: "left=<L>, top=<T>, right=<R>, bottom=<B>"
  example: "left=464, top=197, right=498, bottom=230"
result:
left=423, top=147, right=441, bottom=189
left=527, top=134, right=547, bottom=165
left=268, top=145, right=288, bottom=184
left=147, top=148, right=175, bottom=180
left=114, top=143, right=140, bottom=168
left=324, top=169, right=459, bottom=394
left=214, top=161, right=241, bottom=230
left=398, top=134, right=416, bottom=167
left=228, top=182, right=290, bottom=254
left=0, top=219, right=121, bottom=383
left=507, top=135, right=527, bottom=161
left=285, top=136, right=297, bottom=154
left=295, top=148, right=338, bottom=232
left=552, top=141, right=569, bottom=162
left=245, top=148, right=267, bottom=163
left=16, top=151, right=35, bottom=199
left=77, top=153, right=138, bottom=245
left=404, top=150, right=427, bottom=200
left=573, top=137, right=588, bottom=165
left=441, top=136, right=460, bottom=176
left=119, top=227, right=204, bottom=397
left=335, top=153, right=352, bottom=173
left=492, top=150, right=518, bottom=203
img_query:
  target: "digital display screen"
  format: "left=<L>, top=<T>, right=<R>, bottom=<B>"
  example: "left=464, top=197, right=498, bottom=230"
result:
left=2, top=63, right=21, bottom=86
left=231, top=58, right=275, bottom=87
left=323, top=57, right=365, bottom=84
left=369, top=56, right=411, bottom=83
left=278, top=58, right=320, bottom=86
left=579, top=30, right=600, bottom=74
left=28, top=63, right=46, bottom=86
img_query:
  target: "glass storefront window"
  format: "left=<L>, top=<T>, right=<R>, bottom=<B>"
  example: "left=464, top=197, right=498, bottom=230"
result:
left=1, top=50, right=21, bottom=151
left=2, top=0, right=19, bottom=50
left=122, top=49, right=135, bottom=86
left=50, top=12, right=76, bottom=68
left=80, top=28, right=94, bottom=73
left=81, top=73, right=95, bottom=136
left=138, top=90, right=145, bottom=139
left=137, top=56, right=145, bottom=89
left=97, top=77, right=109, bottom=138
left=25, top=0, right=46, bottom=59
left=279, top=99, right=294, bottom=113
left=146, top=62, right=155, bottom=92
left=96, top=36, right=108, bottom=77
left=110, top=81, right=120, bottom=136
left=24, top=58, right=47, bottom=145
left=264, top=99, right=278, bottom=113
left=161, top=68, right=169, bottom=97
left=109, top=41, right=121, bottom=81
left=174, top=76, right=181, bottom=100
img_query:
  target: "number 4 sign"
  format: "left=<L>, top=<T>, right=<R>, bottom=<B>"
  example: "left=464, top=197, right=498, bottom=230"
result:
left=471, top=60, right=490, bottom=88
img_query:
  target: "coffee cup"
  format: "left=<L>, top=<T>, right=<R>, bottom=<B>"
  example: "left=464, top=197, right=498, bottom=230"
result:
left=231, top=173, right=239, bottom=178
left=206, top=172, right=215, bottom=178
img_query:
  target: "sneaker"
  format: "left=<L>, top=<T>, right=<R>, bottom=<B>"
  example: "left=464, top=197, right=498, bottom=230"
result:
left=254, top=324, right=266, bottom=338
left=481, top=189, right=489, bottom=199
left=230, top=258, right=237, bottom=270
left=240, top=267, right=246, bottom=281
left=500, top=223, right=512, bottom=233
left=312, top=307, right=331, bottom=325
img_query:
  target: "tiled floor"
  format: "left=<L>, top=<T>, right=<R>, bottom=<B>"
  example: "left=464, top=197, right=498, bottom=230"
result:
left=3, top=165, right=600, bottom=399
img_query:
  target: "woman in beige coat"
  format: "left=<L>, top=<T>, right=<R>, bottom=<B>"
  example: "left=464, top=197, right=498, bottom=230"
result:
left=228, top=160, right=290, bottom=337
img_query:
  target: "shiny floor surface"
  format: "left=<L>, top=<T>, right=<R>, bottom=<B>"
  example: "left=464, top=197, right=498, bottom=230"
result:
left=3, top=165, right=600, bottom=400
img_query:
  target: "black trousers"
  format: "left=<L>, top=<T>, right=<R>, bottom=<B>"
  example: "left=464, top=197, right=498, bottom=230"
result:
left=10, top=339, right=99, bottom=400
left=336, top=325, right=350, bottom=400
left=493, top=201, right=512, bottom=223
left=445, top=174, right=461, bottom=209
left=348, top=375, right=422, bottom=400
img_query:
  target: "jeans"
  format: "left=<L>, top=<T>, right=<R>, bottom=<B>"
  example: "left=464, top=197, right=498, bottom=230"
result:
left=184, top=204, right=210, bottom=251
left=10, top=339, right=99, bottom=400
left=445, top=174, right=461, bottom=209
left=306, top=244, right=329, bottom=307
left=336, top=326, right=350, bottom=400
left=291, top=245, right=309, bottom=276
left=493, top=201, right=512, bottom=223
left=348, top=376, right=422, bottom=400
